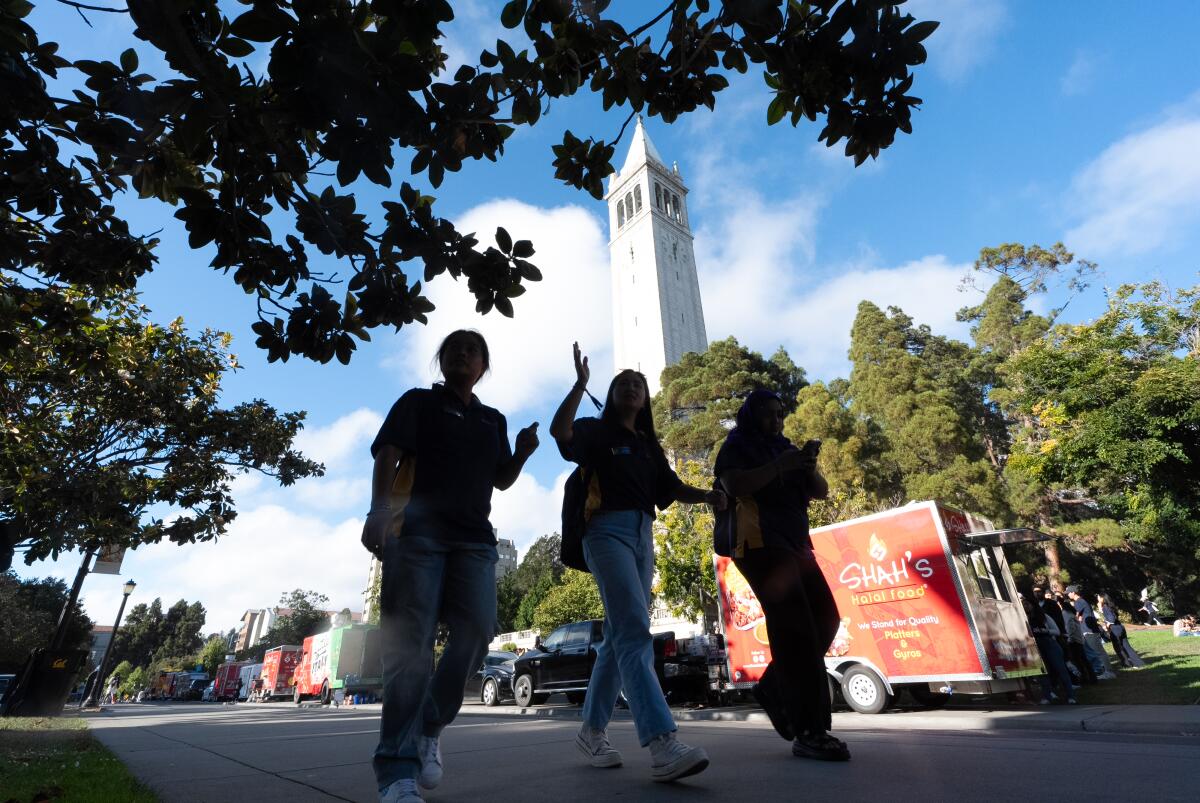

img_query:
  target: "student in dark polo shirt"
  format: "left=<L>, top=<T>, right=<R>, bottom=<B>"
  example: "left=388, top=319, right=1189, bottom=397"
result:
left=713, top=389, right=849, bottom=762
left=362, top=330, right=539, bottom=803
left=550, top=343, right=725, bottom=784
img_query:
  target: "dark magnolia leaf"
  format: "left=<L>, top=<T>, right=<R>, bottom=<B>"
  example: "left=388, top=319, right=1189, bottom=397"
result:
left=515, top=260, right=542, bottom=281
left=230, top=8, right=293, bottom=43
left=495, top=226, right=513, bottom=253
left=494, top=294, right=514, bottom=317
left=767, top=95, right=787, bottom=125
left=512, top=239, right=534, bottom=258
left=120, top=48, right=138, bottom=73
left=217, top=37, right=255, bottom=58
left=500, top=0, right=527, bottom=30
left=905, top=20, right=940, bottom=44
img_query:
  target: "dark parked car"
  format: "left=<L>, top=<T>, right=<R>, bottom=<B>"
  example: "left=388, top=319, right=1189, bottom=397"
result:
left=465, top=651, right=518, bottom=707
left=181, top=678, right=207, bottom=701
left=511, top=620, right=707, bottom=707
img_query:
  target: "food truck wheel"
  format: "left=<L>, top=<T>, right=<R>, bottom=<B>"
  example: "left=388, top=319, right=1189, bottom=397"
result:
left=840, top=666, right=891, bottom=714
left=293, top=685, right=303, bottom=705
left=320, top=682, right=331, bottom=706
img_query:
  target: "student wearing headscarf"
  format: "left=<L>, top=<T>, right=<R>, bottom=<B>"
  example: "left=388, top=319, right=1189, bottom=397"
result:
left=714, top=389, right=849, bottom=761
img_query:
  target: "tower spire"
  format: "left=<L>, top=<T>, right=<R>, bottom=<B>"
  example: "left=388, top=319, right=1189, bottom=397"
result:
left=621, top=115, right=666, bottom=174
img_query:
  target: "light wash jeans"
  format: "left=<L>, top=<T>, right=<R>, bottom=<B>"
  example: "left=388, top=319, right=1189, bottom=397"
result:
left=582, top=510, right=676, bottom=746
left=1081, top=632, right=1112, bottom=676
left=373, top=534, right=498, bottom=790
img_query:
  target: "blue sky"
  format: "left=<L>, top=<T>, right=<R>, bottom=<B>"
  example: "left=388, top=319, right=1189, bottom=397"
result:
left=18, top=1, right=1200, bottom=633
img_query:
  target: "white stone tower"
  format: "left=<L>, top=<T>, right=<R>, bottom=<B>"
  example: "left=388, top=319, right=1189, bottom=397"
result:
left=607, top=116, right=708, bottom=395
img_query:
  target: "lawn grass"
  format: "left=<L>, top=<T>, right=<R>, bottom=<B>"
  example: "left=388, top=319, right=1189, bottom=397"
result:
left=1073, top=626, right=1200, bottom=706
left=0, top=716, right=157, bottom=803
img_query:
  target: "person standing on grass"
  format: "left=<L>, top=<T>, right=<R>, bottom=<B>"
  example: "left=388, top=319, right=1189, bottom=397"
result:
left=363, top=330, right=539, bottom=803
left=1067, top=586, right=1116, bottom=680
left=1097, top=593, right=1145, bottom=668
left=714, top=389, right=850, bottom=762
left=550, top=343, right=725, bottom=784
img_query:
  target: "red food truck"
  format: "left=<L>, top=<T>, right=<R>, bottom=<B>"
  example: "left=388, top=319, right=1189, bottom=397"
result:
left=714, top=501, right=1046, bottom=713
left=213, top=661, right=248, bottom=701
left=256, top=646, right=302, bottom=702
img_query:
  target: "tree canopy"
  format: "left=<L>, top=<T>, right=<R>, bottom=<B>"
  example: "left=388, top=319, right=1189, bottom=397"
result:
left=656, top=336, right=805, bottom=460
left=0, top=570, right=94, bottom=672
left=107, top=596, right=207, bottom=669
left=530, top=568, right=603, bottom=634
left=1, top=286, right=322, bottom=564
left=3, top=1, right=938, bottom=364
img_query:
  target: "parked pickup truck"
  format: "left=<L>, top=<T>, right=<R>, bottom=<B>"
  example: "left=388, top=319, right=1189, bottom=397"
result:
left=510, top=619, right=710, bottom=707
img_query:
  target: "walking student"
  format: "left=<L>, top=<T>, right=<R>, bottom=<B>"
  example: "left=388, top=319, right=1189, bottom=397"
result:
left=713, top=389, right=850, bottom=761
left=364, top=330, right=539, bottom=803
left=550, top=343, right=725, bottom=783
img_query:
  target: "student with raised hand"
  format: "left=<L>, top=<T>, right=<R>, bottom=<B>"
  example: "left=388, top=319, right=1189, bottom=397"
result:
left=713, top=389, right=850, bottom=762
left=364, top=330, right=539, bottom=803
left=550, top=342, right=725, bottom=783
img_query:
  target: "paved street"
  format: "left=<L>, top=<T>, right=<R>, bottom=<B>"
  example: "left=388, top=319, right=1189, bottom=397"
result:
left=87, top=701, right=1200, bottom=802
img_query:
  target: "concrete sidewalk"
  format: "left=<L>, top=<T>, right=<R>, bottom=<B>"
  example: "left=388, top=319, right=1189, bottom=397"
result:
left=448, top=700, right=1200, bottom=738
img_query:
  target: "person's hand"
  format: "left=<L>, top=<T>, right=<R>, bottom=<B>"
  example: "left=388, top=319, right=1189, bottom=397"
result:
left=706, top=489, right=728, bottom=511
left=515, top=422, right=540, bottom=459
left=361, top=508, right=392, bottom=559
left=573, top=341, right=590, bottom=388
left=777, top=447, right=818, bottom=474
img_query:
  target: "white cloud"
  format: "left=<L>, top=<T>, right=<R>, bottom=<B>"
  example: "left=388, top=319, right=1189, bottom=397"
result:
left=439, top=0, right=513, bottom=74
left=28, top=507, right=370, bottom=639
left=698, top=200, right=977, bottom=379
left=906, top=0, right=1008, bottom=84
left=1060, top=51, right=1098, bottom=96
left=1063, top=101, right=1200, bottom=258
left=292, top=408, right=383, bottom=473
left=490, top=469, right=573, bottom=557
left=396, top=199, right=614, bottom=416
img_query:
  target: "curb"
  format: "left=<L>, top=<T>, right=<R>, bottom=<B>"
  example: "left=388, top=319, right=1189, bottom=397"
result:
left=454, top=703, right=1200, bottom=739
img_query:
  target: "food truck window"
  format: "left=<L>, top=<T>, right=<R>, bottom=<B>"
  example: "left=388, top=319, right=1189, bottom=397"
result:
left=966, top=547, right=1011, bottom=602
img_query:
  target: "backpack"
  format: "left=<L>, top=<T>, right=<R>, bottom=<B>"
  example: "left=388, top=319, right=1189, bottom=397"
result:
left=712, top=477, right=737, bottom=557
left=560, top=466, right=594, bottom=573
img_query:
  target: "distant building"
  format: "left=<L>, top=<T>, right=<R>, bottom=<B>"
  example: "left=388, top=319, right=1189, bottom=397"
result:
left=233, top=609, right=276, bottom=652
left=496, top=537, right=518, bottom=579
left=88, top=625, right=114, bottom=670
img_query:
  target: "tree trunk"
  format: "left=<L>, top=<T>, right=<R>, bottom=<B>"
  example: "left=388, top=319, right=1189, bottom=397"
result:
left=1037, top=510, right=1063, bottom=591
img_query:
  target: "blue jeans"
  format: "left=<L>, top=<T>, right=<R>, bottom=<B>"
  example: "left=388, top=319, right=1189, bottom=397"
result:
left=1035, top=634, right=1074, bottom=700
left=373, top=535, right=498, bottom=789
left=582, top=510, right=676, bottom=747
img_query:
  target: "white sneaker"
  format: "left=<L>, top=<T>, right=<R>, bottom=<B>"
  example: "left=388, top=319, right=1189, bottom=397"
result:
left=575, top=725, right=623, bottom=768
left=380, top=778, right=422, bottom=803
left=648, top=732, right=709, bottom=782
left=417, top=735, right=442, bottom=790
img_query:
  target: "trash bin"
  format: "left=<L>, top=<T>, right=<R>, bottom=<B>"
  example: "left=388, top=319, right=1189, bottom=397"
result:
left=1, top=648, right=90, bottom=717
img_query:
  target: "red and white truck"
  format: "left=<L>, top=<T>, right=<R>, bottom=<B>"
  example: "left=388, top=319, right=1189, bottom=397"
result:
left=256, top=646, right=302, bottom=701
left=213, top=661, right=248, bottom=701
left=714, top=501, right=1045, bottom=713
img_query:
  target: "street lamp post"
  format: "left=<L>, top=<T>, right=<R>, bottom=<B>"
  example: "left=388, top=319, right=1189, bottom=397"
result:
left=85, top=579, right=136, bottom=707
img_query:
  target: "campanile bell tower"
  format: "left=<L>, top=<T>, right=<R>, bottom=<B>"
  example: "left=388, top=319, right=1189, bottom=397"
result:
left=606, top=117, right=708, bottom=394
